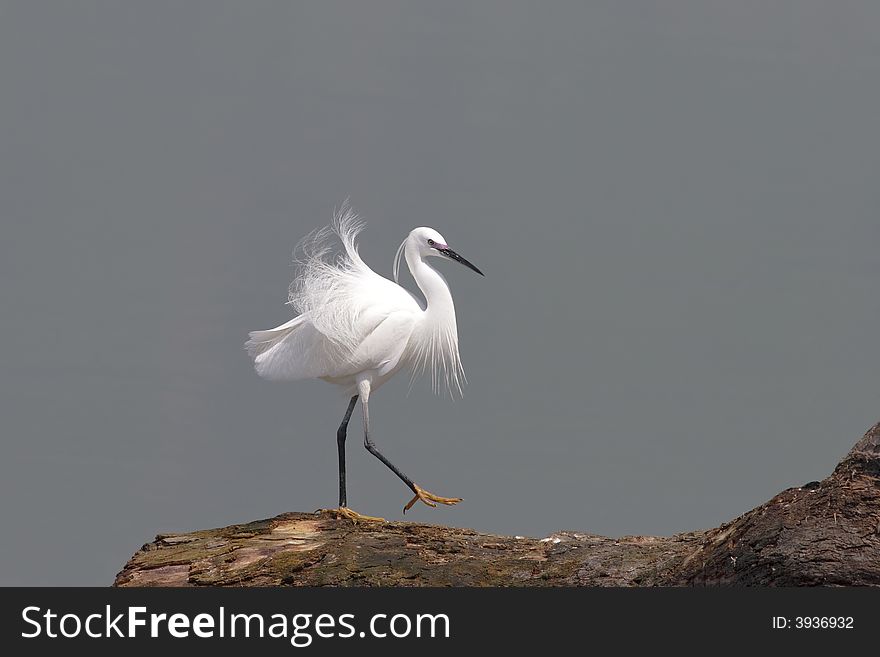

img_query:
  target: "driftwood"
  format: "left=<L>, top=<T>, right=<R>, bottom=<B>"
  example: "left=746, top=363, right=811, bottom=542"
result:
left=114, top=421, right=880, bottom=586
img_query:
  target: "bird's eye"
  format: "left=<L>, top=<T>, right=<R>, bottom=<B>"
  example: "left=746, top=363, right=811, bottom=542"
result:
left=427, top=239, right=435, bottom=246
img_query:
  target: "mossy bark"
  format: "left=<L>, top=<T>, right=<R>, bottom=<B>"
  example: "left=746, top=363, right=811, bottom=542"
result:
left=114, top=421, right=880, bottom=587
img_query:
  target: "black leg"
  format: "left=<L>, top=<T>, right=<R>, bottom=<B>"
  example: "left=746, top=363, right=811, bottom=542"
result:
left=361, top=395, right=417, bottom=494
left=336, top=395, right=358, bottom=508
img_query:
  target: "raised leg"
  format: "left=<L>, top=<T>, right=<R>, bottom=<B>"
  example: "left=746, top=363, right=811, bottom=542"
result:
left=358, top=378, right=462, bottom=513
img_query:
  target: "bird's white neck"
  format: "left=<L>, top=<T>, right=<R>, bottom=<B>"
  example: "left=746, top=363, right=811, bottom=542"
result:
left=405, top=244, right=456, bottom=319
left=402, top=240, right=465, bottom=394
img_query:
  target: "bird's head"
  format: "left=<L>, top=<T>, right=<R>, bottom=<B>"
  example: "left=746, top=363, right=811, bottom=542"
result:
left=410, top=227, right=484, bottom=276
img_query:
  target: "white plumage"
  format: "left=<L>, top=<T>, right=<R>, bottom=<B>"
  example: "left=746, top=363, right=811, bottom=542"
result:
left=245, top=204, right=483, bottom=518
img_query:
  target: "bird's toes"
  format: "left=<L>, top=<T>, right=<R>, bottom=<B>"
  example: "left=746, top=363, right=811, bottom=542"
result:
left=404, top=485, right=465, bottom=512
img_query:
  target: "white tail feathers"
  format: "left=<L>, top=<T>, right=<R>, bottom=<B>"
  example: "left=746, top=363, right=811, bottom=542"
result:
left=244, top=316, right=319, bottom=381
left=245, top=316, right=302, bottom=359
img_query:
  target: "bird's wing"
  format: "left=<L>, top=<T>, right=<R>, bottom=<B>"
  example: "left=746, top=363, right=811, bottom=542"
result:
left=245, top=274, right=421, bottom=381
left=341, top=309, right=417, bottom=379
left=246, top=310, right=416, bottom=383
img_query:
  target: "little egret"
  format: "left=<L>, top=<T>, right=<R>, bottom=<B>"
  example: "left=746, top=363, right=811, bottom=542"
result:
left=245, top=205, right=483, bottom=522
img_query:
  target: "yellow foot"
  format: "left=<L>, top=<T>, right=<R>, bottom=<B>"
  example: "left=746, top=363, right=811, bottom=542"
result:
left=316, top=507, right=385, bottom=524
left=403, top=484, right=463, bottom=513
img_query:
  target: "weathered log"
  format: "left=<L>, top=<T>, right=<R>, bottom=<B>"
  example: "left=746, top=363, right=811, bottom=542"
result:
left=114, top=421, right=880, bottom=586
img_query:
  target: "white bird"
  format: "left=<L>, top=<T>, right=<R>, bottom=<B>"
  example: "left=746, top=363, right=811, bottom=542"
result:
left=245, top=205, right=483, bottom=522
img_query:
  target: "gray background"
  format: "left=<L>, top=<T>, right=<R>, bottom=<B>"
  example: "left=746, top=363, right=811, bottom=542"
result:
left=1, top=1, right=877, bottom=586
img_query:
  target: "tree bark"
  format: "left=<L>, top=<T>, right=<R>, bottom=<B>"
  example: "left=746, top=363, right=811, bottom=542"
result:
left=114, top=421, right=880, bottom=586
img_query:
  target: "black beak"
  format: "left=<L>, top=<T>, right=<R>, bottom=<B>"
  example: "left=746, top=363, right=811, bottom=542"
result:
left=437, top=247, right=484, bottom=276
